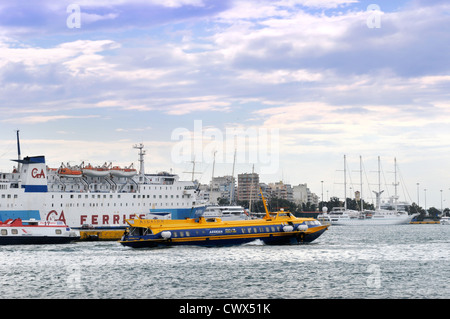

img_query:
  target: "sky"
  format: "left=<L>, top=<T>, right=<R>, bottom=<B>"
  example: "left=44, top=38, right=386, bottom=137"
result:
left=0, top=0, right=449, bottom=209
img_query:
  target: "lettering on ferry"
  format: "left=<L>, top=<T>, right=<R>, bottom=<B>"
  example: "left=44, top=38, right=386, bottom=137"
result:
left=80, top=214, right=145, bottom=225
left=46, top=210, right=67, bottom=224
left=31, top=168, right=46, bottom=178
left=209, top=230, right=223, bottom=234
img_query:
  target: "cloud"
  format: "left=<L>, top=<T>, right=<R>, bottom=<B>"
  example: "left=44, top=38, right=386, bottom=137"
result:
left=0, top=0, right=449, bottom=206
left=2, top=115, right=100, bottom=124
left=0, top=0, right=230, bottom=37
left=116, top=126, right=152, bottom=132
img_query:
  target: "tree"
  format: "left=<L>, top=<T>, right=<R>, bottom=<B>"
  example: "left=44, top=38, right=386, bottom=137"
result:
left=428, top=207, right=440, bottom=220
left=407, top=202, right=425, bottom=217
left=319, top=197, right=375, bottom=213
left=217, top=197, right=230, bottom=206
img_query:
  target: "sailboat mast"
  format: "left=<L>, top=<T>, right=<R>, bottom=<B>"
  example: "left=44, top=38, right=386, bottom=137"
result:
left=249, top=164, right=254, bottom=213
left=377, top=156, right=381, bottom=209
left=210, top=151, right=216, bottom=192
left=230, top=148, right=236, bottom=204
left=360, top=155, right=363, bottom=211
left=344, top=155, right=347, bottom=210
left=394, top=157, right=398, bottom=211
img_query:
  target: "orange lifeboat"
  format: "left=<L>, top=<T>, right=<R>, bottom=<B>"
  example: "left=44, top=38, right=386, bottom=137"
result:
left=58, top=167, right=82, bottom=178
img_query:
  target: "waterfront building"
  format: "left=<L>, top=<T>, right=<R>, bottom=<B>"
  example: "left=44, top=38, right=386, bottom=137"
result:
left=237, top=173, right=259, bottom=202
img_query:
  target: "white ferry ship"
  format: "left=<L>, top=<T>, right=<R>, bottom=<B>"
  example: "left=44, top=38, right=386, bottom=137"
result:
left=0, top=139, right=206, bottom=237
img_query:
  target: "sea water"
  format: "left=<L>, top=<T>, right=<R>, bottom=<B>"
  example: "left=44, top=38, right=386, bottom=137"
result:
left=0, top=224, right=449, bottom=299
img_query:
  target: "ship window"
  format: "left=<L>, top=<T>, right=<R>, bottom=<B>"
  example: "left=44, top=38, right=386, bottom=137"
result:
left=173, top=232, right=178, bottom=237
left=179, top=231, right=185, bottom=237
left=1, top=229, right=7, bottom=235
left=241, top=228, right=246, bottom=233
left=185, top=231, right=190, bottom=236
left=12, top=229, right=18, bottom=235
left=55, top=229, right=62, bottom=235
left=271, top=227, right=275, bottom=232
left=253, top=228, right=258, bottom=233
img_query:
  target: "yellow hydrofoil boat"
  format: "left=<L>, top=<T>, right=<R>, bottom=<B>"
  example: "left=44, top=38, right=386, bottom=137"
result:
left=119, top=190, right=328, bottom=248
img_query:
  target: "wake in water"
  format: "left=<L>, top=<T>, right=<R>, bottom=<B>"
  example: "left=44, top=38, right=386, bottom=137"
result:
left=242, top=239, right=265, bottom=246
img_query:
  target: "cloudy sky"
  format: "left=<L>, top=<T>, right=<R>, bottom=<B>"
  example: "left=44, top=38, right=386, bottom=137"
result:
left=0, top=0, right=449, bottom=208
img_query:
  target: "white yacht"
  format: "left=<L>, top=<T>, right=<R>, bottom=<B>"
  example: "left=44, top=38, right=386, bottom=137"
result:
left=318, top=207, right=415, bottom=226
left=317, top=155, right=417, bottom=226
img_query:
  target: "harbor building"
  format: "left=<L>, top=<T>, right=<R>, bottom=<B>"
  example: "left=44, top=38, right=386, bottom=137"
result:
left=293, top=183, right=319, bottom=207
left=208, top=175, right=236, bottom=204
left=237, top=173, right=259, bottom=202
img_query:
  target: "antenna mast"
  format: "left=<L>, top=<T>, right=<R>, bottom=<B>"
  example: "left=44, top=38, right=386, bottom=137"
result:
left=133, top=143, right=146, bottom=176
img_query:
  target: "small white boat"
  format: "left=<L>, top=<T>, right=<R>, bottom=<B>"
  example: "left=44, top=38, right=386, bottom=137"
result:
left=109, top=166, right=137, bottom=178
left=440, top=216, right=450, bottom=225
left=0, top=218, right=80, bottom=245
left=82, top=164, right=110, bottom=177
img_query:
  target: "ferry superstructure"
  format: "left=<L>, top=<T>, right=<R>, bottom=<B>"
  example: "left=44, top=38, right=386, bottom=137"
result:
left=0, top=139, right=206, bottom=234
